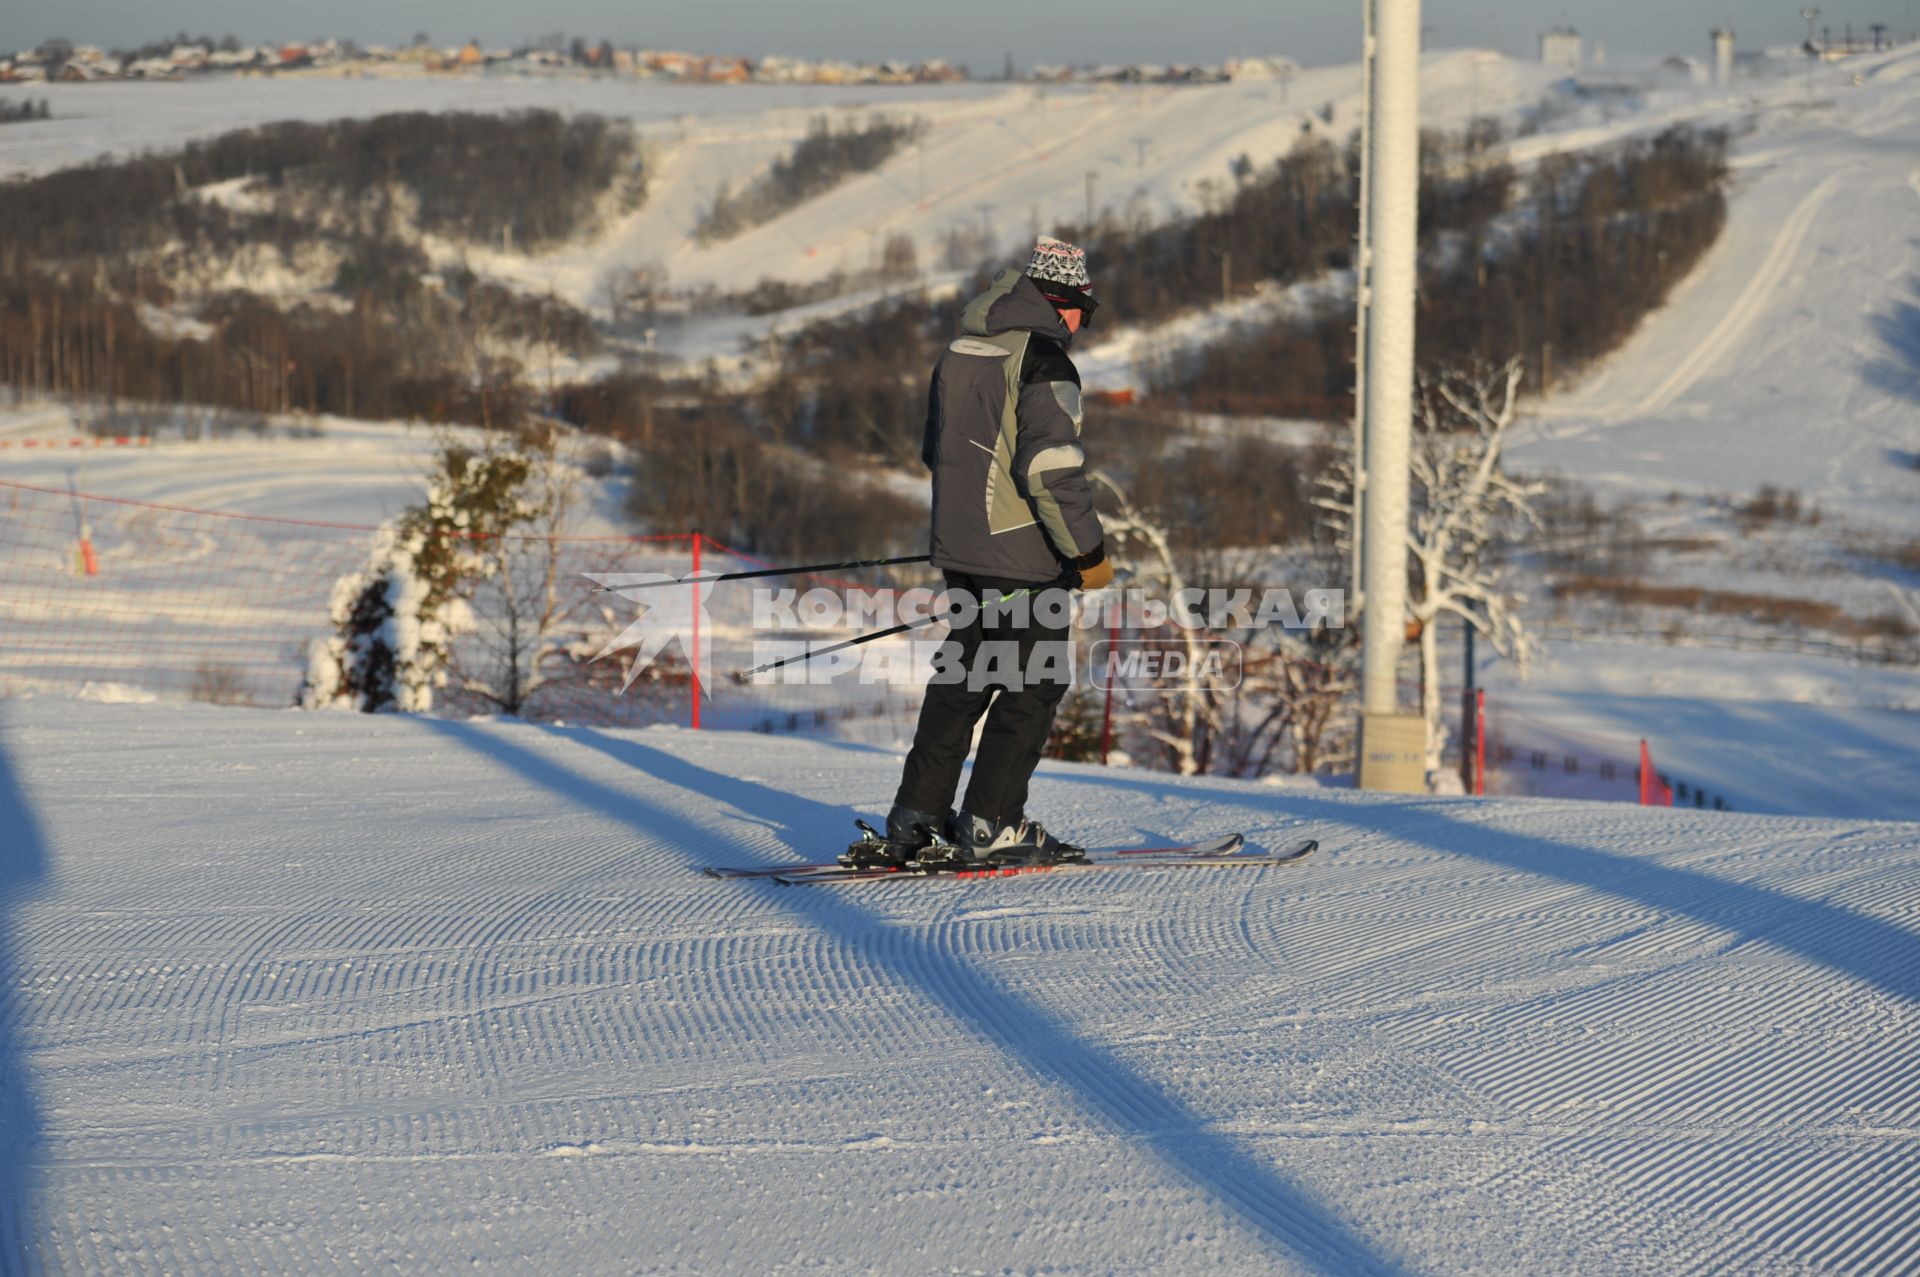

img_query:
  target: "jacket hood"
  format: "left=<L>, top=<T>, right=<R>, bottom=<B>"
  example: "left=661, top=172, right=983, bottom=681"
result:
left=959, top=269, right=1075, bottom=349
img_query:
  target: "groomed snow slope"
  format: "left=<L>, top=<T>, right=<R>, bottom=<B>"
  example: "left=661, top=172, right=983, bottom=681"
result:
left=1517, top=44, right=1920, bottom=528
left=3, top=700, right=1916, bottom=1273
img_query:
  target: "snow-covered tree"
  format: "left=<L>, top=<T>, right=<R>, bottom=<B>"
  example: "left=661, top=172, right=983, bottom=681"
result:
left=301, top=437, right=554, bottom=714
left=1317, top=357, right=1542, bottom=776
left=449, top=420, right=586, bottom=715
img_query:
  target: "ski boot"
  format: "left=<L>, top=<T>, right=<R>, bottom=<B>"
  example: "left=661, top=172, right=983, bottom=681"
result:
left=840, top=804, right=951, bottom=870
left=940, top=812, right=1088, bottom=868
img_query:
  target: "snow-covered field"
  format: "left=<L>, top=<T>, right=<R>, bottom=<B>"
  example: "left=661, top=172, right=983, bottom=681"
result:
left=1, top=699, right=1916, bottom=1273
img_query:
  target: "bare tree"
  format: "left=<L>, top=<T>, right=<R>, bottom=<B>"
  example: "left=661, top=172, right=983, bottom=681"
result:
left=1090, top=472, right=1352, bottom=778
left=1091, top=472, right=1213, bottom=774
left=1318, top=357, right=1542, bottom=775
left=1407, top=359, right=1542, bottom=767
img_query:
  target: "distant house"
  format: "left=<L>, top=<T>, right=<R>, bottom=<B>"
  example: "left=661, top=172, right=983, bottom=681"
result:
left=169, top=44, right=210, bottom=68
left=644, top=50, right=704, bottom=78
left=458, top=42, right=484, bottom=69
left=755, top=55, right=815, bottom=82
left=705, top=56, right=751, bottom=84
left=1659, top=55, right=1709, bottom=83
left=1540, top=27, right=1582, bottom=71
left=1226, top=56, right=1299, bottom=83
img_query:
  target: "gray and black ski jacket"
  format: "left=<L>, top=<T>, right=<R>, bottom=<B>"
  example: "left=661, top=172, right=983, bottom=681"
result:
left=921, top=270, right=1106, bottom=584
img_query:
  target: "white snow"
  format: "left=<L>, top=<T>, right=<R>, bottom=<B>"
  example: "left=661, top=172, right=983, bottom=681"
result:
left=1, top=698, right=1916, bottom=1272
left=1514, top=45, right=1920, bottom=529
left=3, top=51, right=1920, bottom=1267
left=0, top=53, right=1566, bottom=318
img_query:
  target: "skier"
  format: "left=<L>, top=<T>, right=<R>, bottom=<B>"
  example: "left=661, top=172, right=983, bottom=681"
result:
left=860, top=237, right=1114, bottom=868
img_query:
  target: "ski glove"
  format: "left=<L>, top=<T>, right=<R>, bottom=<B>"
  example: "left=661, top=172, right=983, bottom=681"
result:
left=1071, top=548, right=1114, bottom=592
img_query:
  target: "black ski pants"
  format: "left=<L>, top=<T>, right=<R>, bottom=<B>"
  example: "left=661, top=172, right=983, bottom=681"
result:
left=894, top=571, right=1072, bottom=827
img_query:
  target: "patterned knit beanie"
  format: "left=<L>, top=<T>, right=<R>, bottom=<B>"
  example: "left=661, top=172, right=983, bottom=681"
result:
left=1025, top=236, right=1092, bottom=293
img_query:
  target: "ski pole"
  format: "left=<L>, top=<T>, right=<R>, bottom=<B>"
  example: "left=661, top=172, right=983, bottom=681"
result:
left=739, top=586, right=1045, bottom=679
left=742, top=613, right=947, bottom=678
left=592, top=553, right=929, bottom=593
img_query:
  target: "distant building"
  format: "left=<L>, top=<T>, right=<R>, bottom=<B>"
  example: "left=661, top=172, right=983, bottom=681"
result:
left=1660, top=55, right=1709, bottom=84
left=1711, top=29, right=1736, bottom=84
left=752, top=54, right=812, bottom=82
left=1540, top=27, right=1582, bottom=71
left=1225, top=56, right=1298, bottom=82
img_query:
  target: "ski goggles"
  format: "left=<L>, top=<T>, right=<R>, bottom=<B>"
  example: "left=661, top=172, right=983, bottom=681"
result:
left=1038, top=284, right=1099, bottom=329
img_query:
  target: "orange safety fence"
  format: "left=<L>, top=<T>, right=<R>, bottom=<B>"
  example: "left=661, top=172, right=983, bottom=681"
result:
left=1468, top=692, right=1730, bottom=809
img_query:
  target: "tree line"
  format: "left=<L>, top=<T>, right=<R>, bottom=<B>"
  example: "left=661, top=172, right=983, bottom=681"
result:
left=0, top=99, right=50, bottom=125
left=0, top=112, right=623, bottom=419
left=0, top=109, right=642, bottom=274
left=698, top=115, right=926, bottom=242
left=735, top=120, right=1530, bottom=460
left=1054, top=124, right=1514, bottom=334
left=557, top=372, right=926, bottom=562
left=1161, top=125, right=1731, bottom=414
left=0, top=270, right=595, bottom=422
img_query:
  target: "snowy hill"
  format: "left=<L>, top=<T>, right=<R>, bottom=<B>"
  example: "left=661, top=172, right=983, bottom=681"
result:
left=4, top=52, right=1565, bottom=307
left=3, top=699, right=1917, bottom=1272
left=1515, top=44, right=1920, bottom=528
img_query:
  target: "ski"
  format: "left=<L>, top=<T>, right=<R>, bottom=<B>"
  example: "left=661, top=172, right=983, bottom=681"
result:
left=769, top=838, right=1317, bottom=886
left=701, top=827, right=1248, bottom=881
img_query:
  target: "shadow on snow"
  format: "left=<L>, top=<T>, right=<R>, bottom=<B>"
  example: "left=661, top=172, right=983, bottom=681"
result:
left=1863, top=268, right=1920, bottom=408
left=0, top=711, right=50, bottom=1271
left=1041, top=767, right=1920, bottom=1008
left=420, top=717, right=1415, bottom=1277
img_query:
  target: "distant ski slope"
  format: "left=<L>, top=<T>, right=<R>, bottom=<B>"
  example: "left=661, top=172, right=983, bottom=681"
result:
left=3, top=699, right=1917, bottom=1273
left=1516, top=45, right=1920, bottom=527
